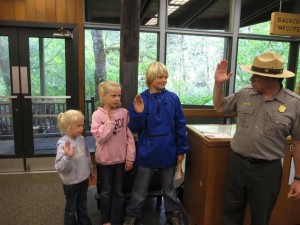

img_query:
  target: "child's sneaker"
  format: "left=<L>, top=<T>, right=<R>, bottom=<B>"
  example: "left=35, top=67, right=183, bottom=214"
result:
left=165, top=211, right=185, bottom=225
left=123, top=215, right=138, bottom=225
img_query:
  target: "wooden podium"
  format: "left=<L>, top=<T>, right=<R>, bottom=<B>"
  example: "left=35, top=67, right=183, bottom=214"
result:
left=183, top=124, right=300, bottom=225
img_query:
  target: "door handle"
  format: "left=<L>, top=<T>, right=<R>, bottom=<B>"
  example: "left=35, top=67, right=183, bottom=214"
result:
left=12, top=66, right=20, bottom=94
left=20, top=67, right=28, bottom=94
left=11, top=66, right=29, bottom=94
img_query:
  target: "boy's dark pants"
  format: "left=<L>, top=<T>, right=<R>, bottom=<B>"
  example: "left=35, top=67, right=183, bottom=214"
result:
left=126, top=166, right=181, bottom=217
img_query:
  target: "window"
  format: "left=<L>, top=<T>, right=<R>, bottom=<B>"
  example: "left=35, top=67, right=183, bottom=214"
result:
left=85, top=29, right=158, bottom=100
left=84, top=0, right=300, bottom=110
left=30, top=38, right=66, bottom=96
left=85, top=0, right=159, bottom=26
left=85, top=0, right=121, bottom=24
left=0, top=36, right=10, bottom=95
left=166, top=34, right=228, bottom=105
left=235, top=39, right=290, bottom=91
left=167, top=0, right=231, bottom=31
left=138, top=32, right=158, bottom=93
left=239, top=21, right=271, bottom=35
left=239, top=0, right=294, bottom=35
left=85, top=29, right=120, bottom=101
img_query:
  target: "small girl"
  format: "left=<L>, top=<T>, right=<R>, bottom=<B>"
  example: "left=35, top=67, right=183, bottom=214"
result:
left=55, top=109, right=94, bottom=225
left=91, top=80, right=136, bottom=225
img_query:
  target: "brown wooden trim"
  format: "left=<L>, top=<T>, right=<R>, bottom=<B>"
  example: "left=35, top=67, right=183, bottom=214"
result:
left=76, top=0, right=85, bottom=112
left=183, top=109, right=237, bottom=118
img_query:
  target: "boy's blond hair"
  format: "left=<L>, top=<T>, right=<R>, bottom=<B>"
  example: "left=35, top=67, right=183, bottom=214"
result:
left=98, top=80, right=121, bottom=107
left=145, top=62, right=169, bottom=87
left=57, top=109, right=84, bottom=133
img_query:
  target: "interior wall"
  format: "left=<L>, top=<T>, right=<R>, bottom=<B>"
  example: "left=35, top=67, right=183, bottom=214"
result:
left=0, top=0, right=76, bottom=22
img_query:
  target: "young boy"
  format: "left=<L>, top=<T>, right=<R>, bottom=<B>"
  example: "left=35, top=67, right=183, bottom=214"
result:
left=123, top=62, right=189, bottom=225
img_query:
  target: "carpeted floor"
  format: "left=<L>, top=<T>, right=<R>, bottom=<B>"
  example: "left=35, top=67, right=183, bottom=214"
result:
left=0, top=172, right=65, bottom=225
left=0, top=172, right=189, bottom=225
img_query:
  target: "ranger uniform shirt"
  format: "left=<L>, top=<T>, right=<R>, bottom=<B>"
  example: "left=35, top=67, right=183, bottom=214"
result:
left=222, top=87, right=300, bottom=160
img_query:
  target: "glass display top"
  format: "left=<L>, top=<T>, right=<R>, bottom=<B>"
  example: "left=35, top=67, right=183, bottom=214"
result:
left=187, top=124, right=236, bottom=139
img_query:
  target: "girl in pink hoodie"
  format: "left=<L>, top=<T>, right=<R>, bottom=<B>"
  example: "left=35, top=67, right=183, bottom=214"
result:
left=91, top=80, right=136, bottom=225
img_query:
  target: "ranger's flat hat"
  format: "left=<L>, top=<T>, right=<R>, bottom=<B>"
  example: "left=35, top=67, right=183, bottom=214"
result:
left=240, top=51, right=295, bottom=78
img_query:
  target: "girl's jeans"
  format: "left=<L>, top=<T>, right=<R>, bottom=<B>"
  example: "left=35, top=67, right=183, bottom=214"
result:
left=63, top=178, right=92, bottom=225
left=99, top=163, right=125, bottom=224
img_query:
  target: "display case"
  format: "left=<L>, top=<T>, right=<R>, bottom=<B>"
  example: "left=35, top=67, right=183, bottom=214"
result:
left=183, top=124, right=299, bottom=225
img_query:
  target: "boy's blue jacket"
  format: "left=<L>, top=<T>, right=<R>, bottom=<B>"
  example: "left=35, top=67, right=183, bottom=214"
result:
left=129, top=89, right=189, bottom=168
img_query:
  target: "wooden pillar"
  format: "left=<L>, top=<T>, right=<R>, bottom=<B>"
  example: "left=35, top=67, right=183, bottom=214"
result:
left=120, top=0, right=140, bottom=109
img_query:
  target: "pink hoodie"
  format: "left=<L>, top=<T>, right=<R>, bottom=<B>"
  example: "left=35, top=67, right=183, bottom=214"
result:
left=91, top=107, right=136, bottom=165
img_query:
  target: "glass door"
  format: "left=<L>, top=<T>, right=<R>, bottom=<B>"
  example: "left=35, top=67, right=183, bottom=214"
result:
left=0, top=26, right=78, bottom=172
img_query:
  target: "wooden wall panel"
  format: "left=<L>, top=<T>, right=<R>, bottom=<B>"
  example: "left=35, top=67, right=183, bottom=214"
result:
left=15, top=0, right=26, bottom=21
left=25, top=0, right=36, bottom=21
left=0, top=0, right=80, bottom=24
left=56, top=0, right=66, bottom=23
left=75, top=0, right=83, bottom=24
left=65, top=0, right=76, bottom=23
left=0, top=1, right=5, bottom=20
left=45, top=0, right=56, bottom=22
left=35, top=0, right=46, bottom=21
left=0, top=0, right=15, bottom=20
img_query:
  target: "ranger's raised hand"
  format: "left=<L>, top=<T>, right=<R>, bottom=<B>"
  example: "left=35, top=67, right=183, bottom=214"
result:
left=215, top=59, right=234, bottom=83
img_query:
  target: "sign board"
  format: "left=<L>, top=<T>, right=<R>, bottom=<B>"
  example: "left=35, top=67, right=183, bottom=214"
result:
left=270, top=12, right=300, bottom=37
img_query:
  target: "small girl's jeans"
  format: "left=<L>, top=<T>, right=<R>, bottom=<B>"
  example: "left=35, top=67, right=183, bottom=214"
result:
left=63, top=178, right=92, bottom=225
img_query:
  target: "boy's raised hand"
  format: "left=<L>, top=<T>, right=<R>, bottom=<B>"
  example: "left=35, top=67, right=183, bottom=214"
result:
left=133, top=95, right=144, bottom=113
left=64, top=141, right=75, bottom=158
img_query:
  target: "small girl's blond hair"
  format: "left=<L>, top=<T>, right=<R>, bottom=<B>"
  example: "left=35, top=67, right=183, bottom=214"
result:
left=145, top=62, right=169, bottom=87
left=57, top=109, right=84, bottom=133
left=98, top=80, right=121, bottom=107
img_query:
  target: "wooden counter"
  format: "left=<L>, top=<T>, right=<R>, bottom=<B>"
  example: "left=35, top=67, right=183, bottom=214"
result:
left=183, top=124, right=300, bottom=225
